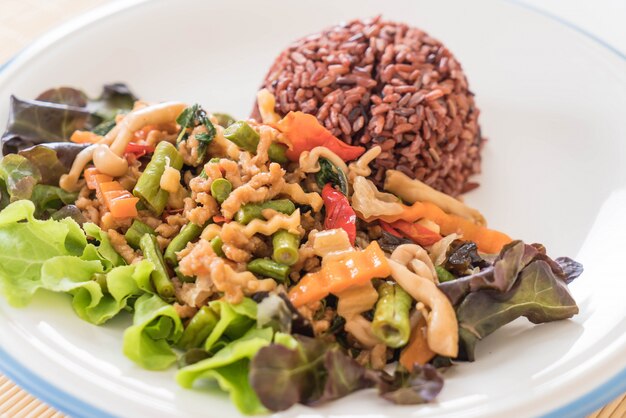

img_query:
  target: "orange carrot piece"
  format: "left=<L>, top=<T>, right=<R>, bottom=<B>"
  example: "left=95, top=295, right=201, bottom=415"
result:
left=367, top=201, right=511, bottom=254
left=108, top=196, right=139, bottom=218
left=288, top=241, right=391, bottom=307
left=70, top=130, right=101, bottom=144
left=400, top=317, right=436, bottom=371
left=84, top=168, right=113, bottom=190
left=99, top=181, right=125, bottom=193
left=276, top=111, right=366, bottom=162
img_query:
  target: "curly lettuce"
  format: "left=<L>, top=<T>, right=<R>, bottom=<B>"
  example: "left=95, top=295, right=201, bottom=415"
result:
left=123, top=293, right=183, bottom=370
left=41, top=258, right=154, bottom=325
left=177, top=327, right=274, bottom=415
left=0, top=200, right=86, bottom=305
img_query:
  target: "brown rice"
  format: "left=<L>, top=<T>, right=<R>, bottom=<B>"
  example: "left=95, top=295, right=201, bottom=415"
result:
left=252, top=16, right=484, bottom=196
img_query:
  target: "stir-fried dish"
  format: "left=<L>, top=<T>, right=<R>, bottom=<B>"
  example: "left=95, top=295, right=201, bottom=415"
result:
left=0, top=84, right=582, bottom=414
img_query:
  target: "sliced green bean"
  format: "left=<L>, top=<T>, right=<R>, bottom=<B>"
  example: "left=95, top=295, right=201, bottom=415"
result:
left=272, top=229, right=300, bottom=266
left=140, top=234, right=174, bottom=301
left=210, top=178, right=232, bottom=204
left=247, top=258, right=290, bottom=283
left=435, top=266, right=456, bottom=283
left=234, top=199, right=296, bottom=224
left=124, top=220, right=156, bottom=250
left=223, top=121, right=287, bottom=163
left=371, top=282, right=412, bottom=348
left=212, top=113, right=236, bottom=128
left=164, top=222, right=204, bottom=267
left=174, top=266, right=195, bottom=283
left=177, top=306, right=219, bottom=349
left=133, top=141, right=183, bottom=215
left=210, top=236, right=225, bottom=257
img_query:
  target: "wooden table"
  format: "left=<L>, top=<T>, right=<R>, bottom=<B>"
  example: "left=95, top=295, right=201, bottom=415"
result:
left=0, top=1, right=623, bottom=417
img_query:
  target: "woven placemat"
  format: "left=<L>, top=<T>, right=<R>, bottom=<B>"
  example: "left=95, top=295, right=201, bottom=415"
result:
left=0, top=1, right=623, bottom=417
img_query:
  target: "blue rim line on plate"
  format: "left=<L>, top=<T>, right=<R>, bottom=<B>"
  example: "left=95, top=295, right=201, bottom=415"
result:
left=0, top=346, right=116, bottom=418
left=0, top=2, right=624, bottom=418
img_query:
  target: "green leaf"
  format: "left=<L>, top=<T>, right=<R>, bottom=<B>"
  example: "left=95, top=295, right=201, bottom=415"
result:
left=83, top=222, right=126, bottom=269
left=30, top=184, right=78, bottom=218
left=0, top=154, right=41, bottom=201
left=177, top=327, right=273, bottom=415
left=456, top=259, right=579, bottom=361
left=122, top=293, right=183, bottom=370
left=175, top=104, right=215, bottom=166
left=0, top=200, right=86, bottom=306
left=203, top=298, right=257, bottom=352
left=315, top=157, right=348, bottom=195
left=40, top=258, right=154, bottom=325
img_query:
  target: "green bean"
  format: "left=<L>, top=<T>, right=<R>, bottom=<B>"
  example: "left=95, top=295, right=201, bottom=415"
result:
left=371, top=282, right=412, bottom=348
left=174, top=266, right=195, bottom=283
left=272, top=229, right=300, bottom=266
left=247, top=258, right=290, bottom=283
left=177, top=306, right=219, bottom=349
left=124, top=220, right=156, bottom=250
left=210, top=178, right=232, bottom=204
left=164, top=222, right=204, bottom=267
left=210, top=236, right=225, bottom=257
left=234, top=199, right=296, bottom=224
left=133, top=141, right=183, bottom=215
left=435, top=266, right=456, bottom=283
left=212, top=113, right=236, bottom=128
left=223, top=121, right=287, bottom=163
left=139, top=234, right=174, bottom=301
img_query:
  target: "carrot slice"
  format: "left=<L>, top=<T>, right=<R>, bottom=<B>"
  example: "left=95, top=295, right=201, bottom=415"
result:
left=70, top=130, right=101, bottom=144
left=400, top=317, right=436, bottom=371
left=108, top=196, right=139, bottom=218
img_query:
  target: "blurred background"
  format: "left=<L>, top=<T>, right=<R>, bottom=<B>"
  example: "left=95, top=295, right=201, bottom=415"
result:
left=0, top=0, right=624, bottom=64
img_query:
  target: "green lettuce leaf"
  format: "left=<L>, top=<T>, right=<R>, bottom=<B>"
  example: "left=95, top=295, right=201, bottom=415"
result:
left=30, top=184, right=78, bottom=218
left=203, top=298, right=257, bottom=352
left=83, top=222, right=126, bottom=268
left=456, top=259, right=580, bottom=361
left=0, top=200, right=86, bottom=306
left=40, top=258, right=154, bottom=325
left=177, top=327, right=273, bottom=415
left=122, top=293, right=183, bottom=370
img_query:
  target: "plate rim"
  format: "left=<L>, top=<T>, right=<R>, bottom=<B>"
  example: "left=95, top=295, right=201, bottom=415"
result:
left=0, top=1, right=624, bottom=417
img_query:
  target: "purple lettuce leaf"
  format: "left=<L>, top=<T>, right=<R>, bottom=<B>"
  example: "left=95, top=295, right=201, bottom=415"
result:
left=249, top=335, right=445, bottom=412
left=456, top=259, right=579, bottom=361
left=2, top=84, right=136, bottom=154
left=0, top=154, right=41, bottom=202
left=377, top=364, right=444, bottom=404
left=18, top=144, right=82, bottom=185
left=438, top=241, right=527, bottom=305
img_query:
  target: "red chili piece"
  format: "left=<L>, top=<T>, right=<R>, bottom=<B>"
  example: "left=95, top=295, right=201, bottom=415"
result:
left=388, top=219, right=442, bottom=246
left=321, top=183, right=357, bottom=245
left=125, top=143, right=156, bottom=157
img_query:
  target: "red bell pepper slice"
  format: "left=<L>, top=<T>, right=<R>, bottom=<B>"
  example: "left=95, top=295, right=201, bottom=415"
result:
left=125, top=142, right=155, bottom=157
left=322, top=183, right=357, bottom=245
left=379, top=221, right=403, bottom=238
left=388, top=219, right=442, bottom=246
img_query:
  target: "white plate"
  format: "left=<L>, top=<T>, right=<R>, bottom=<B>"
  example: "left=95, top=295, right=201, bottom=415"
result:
left=1, top=0, right=625, bottom=417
